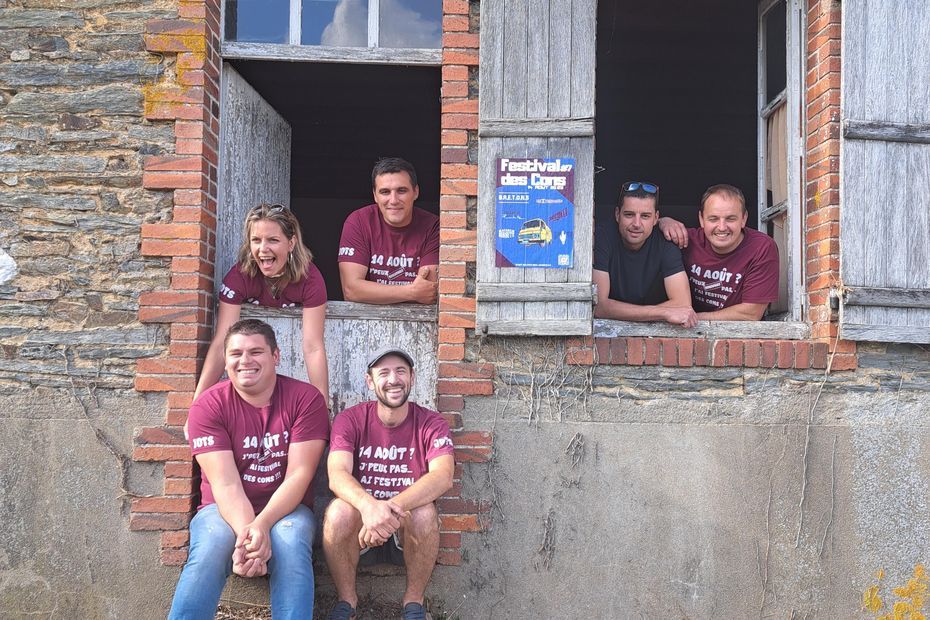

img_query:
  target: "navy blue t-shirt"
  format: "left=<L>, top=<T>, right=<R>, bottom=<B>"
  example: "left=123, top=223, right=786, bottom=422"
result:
left=593, top=223, right=685, bottom=305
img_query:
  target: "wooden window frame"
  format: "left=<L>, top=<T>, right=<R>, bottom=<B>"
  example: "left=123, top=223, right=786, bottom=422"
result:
left=757, top=0, right=805, bottom=321
left=220, top=0, right=443, bottom=66
left=591, top=0, right=809, bottom=343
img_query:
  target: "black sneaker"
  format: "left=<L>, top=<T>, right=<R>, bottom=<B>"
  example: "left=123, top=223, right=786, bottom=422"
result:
left=326, top=600, right=356, bottom=620
left=402, top=602, right=427, bottom=620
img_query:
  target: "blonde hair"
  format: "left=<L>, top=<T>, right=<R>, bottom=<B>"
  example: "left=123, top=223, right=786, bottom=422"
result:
left=237, top=204, right=313, bottom=298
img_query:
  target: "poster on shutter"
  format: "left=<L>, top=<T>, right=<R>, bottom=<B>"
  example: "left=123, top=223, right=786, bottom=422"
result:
left=495, top=157, right=575, bottom=268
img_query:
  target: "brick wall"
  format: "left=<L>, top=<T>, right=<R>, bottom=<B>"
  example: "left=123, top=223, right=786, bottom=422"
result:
left=804, top=0, right=848, bottom=366
left=584, top=337, right=830, bottom=369
left=435, top=0, right=490, bottom=564
left=129, top=0, right=222, bottom=565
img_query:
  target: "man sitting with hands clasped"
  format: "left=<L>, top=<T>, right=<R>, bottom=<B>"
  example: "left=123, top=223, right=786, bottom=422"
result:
left=168, top=319, right=329, bottom=620
left=322, top=348, right=454, bottom=620
left=593, top=180, right=698, bottom=327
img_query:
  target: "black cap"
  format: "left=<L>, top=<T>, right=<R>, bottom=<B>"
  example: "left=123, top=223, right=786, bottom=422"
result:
left=366, top=347, right=415, bottom=370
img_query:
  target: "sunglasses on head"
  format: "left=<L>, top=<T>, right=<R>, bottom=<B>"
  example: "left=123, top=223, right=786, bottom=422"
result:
left=621, top=181, right=659, bottom=194
left=251, top=204, right=286, bottom=215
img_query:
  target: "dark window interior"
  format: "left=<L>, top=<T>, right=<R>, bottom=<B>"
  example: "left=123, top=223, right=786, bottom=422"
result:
left=763, top=0, right=787, bottom=226
left=765, top=1, right=787, bottom=102
left=230, top=60, right=441, bottom=300
left=595, top=0, right=759, bottom=229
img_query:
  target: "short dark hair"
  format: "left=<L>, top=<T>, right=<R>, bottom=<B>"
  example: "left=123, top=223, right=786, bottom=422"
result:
left=700, top=184, right=746, bottom=214
left=224, top=319, right=278, bottom=352
left=618, top=185, right=659, bottom=211
left=371, top=157, right=418, bottom=189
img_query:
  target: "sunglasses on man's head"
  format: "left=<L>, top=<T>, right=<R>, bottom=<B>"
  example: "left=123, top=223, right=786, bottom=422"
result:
left=621, top=181, right=659, bottom=194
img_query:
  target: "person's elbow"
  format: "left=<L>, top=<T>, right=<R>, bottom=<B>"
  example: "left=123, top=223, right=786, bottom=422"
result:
left=342, top=279, right=373, bottom=304
left=340, top=279, right=359, bottom=302
left=438, top=467, right=454, bottom=495
left=746, top=304, right=767, bottom=320
left=327, top=469, right=345, bottom=494
left=302, top=334, right=325, bottom=356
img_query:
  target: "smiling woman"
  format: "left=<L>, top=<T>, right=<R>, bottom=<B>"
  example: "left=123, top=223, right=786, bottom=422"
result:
left=193, top=204, right=330, bottom=412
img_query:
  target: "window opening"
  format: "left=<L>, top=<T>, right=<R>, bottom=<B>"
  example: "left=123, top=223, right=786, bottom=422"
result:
left=227, top=59, right=441, bottom=300
left=594, top=0, right=803, bottom=322
left=595, top=0, right=759, bottom=228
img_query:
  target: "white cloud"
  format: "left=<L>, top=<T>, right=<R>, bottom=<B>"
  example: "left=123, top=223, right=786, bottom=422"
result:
left=321, top=0, right=440, bottom=48
left=321, top=0, right=367, bottom=47
left=379, top=0, right=440, bottom=48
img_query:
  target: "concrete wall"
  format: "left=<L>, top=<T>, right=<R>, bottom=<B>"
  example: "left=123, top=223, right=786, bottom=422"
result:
left=0, top=2, right=180, bottom=617
left=425, top=340, right=930, bottom=617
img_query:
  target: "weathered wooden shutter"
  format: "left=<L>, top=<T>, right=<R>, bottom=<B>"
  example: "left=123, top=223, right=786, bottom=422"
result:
left=840, top=3, right=930, bottom=344
left=217, top=63, right=292, bottom=285
left=476, top=0, right=596, bottom=336
left=217, top=62, right=298, bottom=377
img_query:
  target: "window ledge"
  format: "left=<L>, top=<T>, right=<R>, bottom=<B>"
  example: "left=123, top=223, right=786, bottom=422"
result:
left=594, top=318, right=811, bottom=340
left=222, top=41, right=443, bottom=66
left=240, top=300, right=437, bottom=322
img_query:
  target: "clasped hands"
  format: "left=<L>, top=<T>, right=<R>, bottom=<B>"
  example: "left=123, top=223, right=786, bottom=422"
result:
left=232, top=521, right=271, bottom=577
left=358, top=498, right=410, bottom=549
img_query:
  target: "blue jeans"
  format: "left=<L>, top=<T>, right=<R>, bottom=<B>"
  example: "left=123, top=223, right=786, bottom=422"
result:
left=168, top=503, right=316, bottom=619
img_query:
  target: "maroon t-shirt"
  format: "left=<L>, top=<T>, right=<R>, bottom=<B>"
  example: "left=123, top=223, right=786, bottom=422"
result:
left=330, top=402, right=454, bottom=500
left=337, top=203, right=440, bottom=285
left=219, top=262, right=327, bottom=309
left=683, top=227, right=779, bottom=312
left=188, top=375, right=330, bottom=512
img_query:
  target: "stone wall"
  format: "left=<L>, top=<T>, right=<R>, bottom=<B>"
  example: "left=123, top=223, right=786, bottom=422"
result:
left=0, top=1, right=180, bottom=617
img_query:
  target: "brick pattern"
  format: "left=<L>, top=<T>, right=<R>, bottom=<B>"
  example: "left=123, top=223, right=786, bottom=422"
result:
left=437, top=431, right=493, bottom=565
left=573, top=337, right=831, bottom=370
left=437, top=0, right=481, bottom=387
left=435, top=0, right=490, bottom=564
left=131, top=0, right=222, bottom=566
left=805, top=0, right=855, bottom=370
